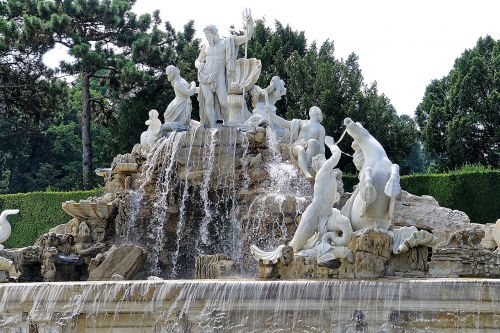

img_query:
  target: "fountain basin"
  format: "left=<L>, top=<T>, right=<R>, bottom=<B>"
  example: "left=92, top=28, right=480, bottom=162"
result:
left=0, top=278, right=498, bottom=332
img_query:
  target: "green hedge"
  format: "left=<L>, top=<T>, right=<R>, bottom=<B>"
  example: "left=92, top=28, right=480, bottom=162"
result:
left=343, top=170, right=500, bottom=225
left=0, top=190, right=98, bottom=249
left=400, top=171, right=499, bottom=225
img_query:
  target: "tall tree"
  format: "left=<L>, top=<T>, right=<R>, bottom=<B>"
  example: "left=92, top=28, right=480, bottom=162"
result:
left=416, top=35, right=499, bottom=170
left=19, top=0, right=153, bottom=188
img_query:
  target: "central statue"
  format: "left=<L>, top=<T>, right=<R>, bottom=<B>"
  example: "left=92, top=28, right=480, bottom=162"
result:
left=195, top=9, right=254, bottom=127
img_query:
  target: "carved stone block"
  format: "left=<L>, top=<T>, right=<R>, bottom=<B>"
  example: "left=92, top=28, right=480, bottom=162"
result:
left=88, top=244, right=146, bottom=281
left=195, top=254, right=238, bottom=279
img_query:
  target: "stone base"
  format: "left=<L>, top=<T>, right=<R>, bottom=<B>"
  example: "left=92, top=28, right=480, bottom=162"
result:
left=0, top=279, right=498, bottom=332
left=257, top=229, right=435, bottom=279
left=430, top=247, right=500, bottom=277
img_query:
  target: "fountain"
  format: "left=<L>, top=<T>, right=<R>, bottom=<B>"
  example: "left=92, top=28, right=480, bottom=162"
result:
left=0, top=9, right=499, bottom=332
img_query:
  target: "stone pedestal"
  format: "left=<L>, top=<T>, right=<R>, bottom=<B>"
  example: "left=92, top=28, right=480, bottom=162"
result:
left=339, top=228, right=392, bottom=278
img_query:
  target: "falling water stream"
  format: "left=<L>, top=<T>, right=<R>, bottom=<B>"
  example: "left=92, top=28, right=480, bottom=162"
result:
left=0, top=279, right=498, bottom=332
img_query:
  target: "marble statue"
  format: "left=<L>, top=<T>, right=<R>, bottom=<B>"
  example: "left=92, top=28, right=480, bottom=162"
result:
left=340, top=118, right=401, bottom=231
left=340, top=118, right=436, bottom=253
left=244, top=76, right=287, bottom=133
left=0, top=209, right=19, bottom=250
left=163, top=65, right=197, bottom=128
left=252, top=137, right=353, bottom=265
left=267, top=106, right=325, bottom=178
left=140, top=109, right=162, bottom=148
left=196, top=9, right=254, bottom=127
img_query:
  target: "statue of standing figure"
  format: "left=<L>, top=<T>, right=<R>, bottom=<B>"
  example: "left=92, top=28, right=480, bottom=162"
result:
left=267, top=106, right=326, bottom=179
left=196, top=9, right=254, bottom=127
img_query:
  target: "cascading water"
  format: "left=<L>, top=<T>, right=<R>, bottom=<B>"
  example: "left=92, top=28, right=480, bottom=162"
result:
left=123, top=126, right=250, bottom=278
left=171, top=127, right=200, bottom=278
left=0, top=279, right=498, bottom=332
left=244, top=127, right=312, bottom=257
left=147, top=132, right=186, bottom=277
left=197, top=128, right=218, bottom=251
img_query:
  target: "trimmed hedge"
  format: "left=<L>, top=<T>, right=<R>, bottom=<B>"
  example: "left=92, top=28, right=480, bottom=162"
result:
left=400, top=171, right=499, bottom=225
left=343, top=170, right=500, bottom=225
left=0, top=190, right=98, bottom=249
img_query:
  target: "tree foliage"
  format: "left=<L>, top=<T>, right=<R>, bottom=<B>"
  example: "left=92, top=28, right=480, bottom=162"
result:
left=1, top=5, right=421, bottom=193
left=416, top=36, right=499, bottom=170
left=248, top=21, right=418, bottom=171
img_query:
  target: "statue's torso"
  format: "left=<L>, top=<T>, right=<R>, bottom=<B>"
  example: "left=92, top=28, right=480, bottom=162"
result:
left=204, top=41, right=226, bottom=73
left=297, top=121, right=322, bottom=141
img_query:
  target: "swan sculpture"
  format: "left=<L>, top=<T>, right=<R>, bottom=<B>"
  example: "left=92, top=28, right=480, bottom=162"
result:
left=0, top=209, right=19, bottom=250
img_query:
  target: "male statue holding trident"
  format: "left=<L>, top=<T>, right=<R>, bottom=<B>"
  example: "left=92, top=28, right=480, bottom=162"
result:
left=195, top=9, right=254, bottom=127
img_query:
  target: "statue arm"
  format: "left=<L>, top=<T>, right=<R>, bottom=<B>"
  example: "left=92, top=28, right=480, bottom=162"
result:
left=319, top=127, right=326, bottom=154
left=195, top=46, right=207, bottom=70
left=173, top=79, right=196, bottom=96
left=323, top=136, right=341, bottom=170
left=267, top=107, right=291, bottom=129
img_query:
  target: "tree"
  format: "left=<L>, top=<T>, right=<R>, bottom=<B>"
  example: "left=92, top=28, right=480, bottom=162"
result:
left=17, top=0, right=153, bottom=188
left=416, top=36, right=499, bottom=170
left=249, top=24, right=418, bottom=171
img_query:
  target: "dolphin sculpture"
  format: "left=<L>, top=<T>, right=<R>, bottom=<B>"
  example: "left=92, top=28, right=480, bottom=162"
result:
left=0, top=209, right=19, bottom=250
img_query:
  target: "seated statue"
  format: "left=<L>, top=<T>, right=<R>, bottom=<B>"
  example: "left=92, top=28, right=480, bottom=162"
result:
left=251, top=137, right=353, bottom=265
left=140, top=109, right=162, bottom=148
left=267, top=106, right=325, bottom=179
left=163, top=65, right=197, bottom=129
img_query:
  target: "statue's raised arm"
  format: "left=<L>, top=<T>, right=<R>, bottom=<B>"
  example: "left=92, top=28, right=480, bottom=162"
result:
left=235, top=8, right=254, bottom=46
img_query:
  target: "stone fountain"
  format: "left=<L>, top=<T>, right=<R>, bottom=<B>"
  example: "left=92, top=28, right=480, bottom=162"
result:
left=0, top=9, right=499, bottom=332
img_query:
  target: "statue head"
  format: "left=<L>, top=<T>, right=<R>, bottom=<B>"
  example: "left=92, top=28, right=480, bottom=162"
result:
left=76, top=222, right=91, bottom=243
left=149, top=109, right=159, bottom=119
left=309, top=106, right=323, bottom=123
left=166, top=65, right=180, bottom=81
left=203, top=25, right=220, bottom=46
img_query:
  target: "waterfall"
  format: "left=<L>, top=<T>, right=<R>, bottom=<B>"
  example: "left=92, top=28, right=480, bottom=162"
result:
left=0, top=279, right=498, bottom=332
left=198, top=128, right=218, bottom=250
left=244, top=127, right=312, bottom=256
left=171, top=127, right=200, bottom=278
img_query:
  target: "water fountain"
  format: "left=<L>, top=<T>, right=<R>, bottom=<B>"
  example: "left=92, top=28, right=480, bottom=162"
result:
left=0, top=9, right=499, bottom=332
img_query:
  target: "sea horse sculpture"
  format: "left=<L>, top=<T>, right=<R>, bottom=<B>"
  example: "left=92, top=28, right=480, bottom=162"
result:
left=340, top=118, right=400, bottom=231
left=0, top=209, right=19, bottom=250
left=340, top=118, right=436, bottom=253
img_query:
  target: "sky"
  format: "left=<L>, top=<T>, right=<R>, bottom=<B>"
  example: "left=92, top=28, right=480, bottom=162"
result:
left=44, top=0, right=500, bottom=116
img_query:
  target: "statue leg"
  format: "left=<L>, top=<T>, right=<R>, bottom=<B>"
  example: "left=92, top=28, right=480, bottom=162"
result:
left=288, top=203, right=320, bottom=253
left=293, top=145, right=313, bottom=179
left=215, top=74, right=229, bottom=123
left=306, top=139, right=321, bottom=164
left=200, top=84, right=216, bottom=127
